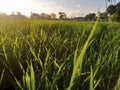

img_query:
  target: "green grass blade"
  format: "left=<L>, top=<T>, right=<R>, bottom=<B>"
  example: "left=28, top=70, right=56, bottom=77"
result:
left=90, top=66, right=94, bottom=90
left=114, top=76, right=120, bottom=90
left=0, top=69, right=5, bottom=84
left=93, top=77, right=102, bottom=90
left=44, top=48, right=50, bottom=68
left=14, top=77, right=24, bottom=90
left=30, top=62, right=36, bottom=90
left=66, top=13, right=100, bottom=90
left=2, top=45, right=8, bottom=61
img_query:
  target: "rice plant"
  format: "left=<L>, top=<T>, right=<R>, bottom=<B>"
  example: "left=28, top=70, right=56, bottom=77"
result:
left=0, top=19, right=120, bottom=90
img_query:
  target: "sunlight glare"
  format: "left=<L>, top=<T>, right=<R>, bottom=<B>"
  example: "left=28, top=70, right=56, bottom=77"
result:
left=0, top=0, right=34, bottom=16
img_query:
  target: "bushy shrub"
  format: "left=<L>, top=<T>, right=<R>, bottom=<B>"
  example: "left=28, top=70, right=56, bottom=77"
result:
left=108, top=14, right=118, bottom=22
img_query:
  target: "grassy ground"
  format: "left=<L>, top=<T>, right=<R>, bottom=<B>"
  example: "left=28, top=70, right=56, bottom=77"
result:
left=0, top=20, right=120, bottom=90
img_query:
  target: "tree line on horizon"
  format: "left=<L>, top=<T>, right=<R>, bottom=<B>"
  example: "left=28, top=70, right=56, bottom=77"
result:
left=79, top=1, right=120, bottom=22
left=100, top=1, right=120, bottom=22
left=0, top=11, right=68, bottom=20
left=0, top=1, right=120, bottom=22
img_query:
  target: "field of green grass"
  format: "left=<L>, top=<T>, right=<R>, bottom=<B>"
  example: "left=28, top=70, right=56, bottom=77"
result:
left=0, top=20, right=120, bottom=90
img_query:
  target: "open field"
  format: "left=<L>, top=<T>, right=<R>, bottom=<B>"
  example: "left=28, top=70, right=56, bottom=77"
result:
left=0, top=20, right=120, bottom=90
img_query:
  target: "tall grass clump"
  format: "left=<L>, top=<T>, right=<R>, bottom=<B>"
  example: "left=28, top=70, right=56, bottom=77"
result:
left=66, top=13, right=100, bottom=90
left=0, top=19, right=120, bottom=90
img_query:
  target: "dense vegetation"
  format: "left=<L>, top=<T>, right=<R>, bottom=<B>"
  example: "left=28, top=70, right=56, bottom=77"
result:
left=0, top=20, right=120, bottom=90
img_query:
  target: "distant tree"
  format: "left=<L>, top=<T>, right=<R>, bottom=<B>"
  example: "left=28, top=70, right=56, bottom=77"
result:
left=0, top=12, right=6, bottom=16
left=100, top=12, right=108, bottom=21
left=108, top=13, right=118, bottom=22
left=50, top=13, right=56, bottom=19
left=12, top=12, right=15, bottom=15
left=106, top=5, right=116, bottom=15
left=115, top=2, right=120, bottom=21
left=0, top=12, right=8, bottom=19
left=85, top=13, right=96, bottom=21
left=30, top=12, right=40, bottom=19
left=9, top=12, right=16, bottom=19
left=105, top=0, right=116, bottom=9
left=16, top=12, right=22, bottom=16
left=30, top=12, right=55, bottom=20
left=106, top=2, right=120, bottom=22
left=40, top=13, right=48, bottom=19
left=58, top=12, right=66, bottom=19
left=16, top=12, right=26, bottom=19
left=40, top=13, right=52, bottom=19
left=47, top=15, right=51, bottom=19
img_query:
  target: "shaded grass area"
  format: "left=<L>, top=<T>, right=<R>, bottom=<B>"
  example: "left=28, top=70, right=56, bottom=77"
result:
left=0, top=20, right=120, bottom=90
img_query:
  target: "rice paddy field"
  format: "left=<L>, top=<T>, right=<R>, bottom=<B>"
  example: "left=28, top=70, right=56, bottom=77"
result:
left=0, top=20, right=120, bottom=90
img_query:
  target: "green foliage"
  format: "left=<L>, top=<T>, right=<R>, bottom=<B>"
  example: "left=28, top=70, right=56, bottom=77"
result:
left=67, top=14, right=100, bottom=90
left=106, top=2, right=120, bottom=22
left=108, top=14, right=118, bottom=22
left=114, top=76, right=120, bottom=90
left=0, top=20, right=120, bottom=90
left=106, top=5, right=116, bottom=15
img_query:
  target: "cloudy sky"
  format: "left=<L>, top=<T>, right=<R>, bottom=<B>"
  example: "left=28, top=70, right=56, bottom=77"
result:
left=0, top=0, right=120, bottom=17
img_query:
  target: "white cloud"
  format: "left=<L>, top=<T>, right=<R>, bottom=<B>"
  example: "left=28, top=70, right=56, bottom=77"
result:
left=76, top=4, right=80, bottom=8
left=26, top=1, right=66, bottom=17
left=42, top=2, right=64, bottom=10
left=0, top=0, right=93, bottom=17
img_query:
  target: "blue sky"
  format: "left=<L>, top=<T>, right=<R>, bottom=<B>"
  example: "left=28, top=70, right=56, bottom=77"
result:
left=33, top=0, right=107, bottom=17
left=0, top=0, right=120, bottom=17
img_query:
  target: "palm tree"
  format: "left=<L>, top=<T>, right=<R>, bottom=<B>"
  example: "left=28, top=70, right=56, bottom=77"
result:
left=108, top=0, right=116, bottom=4
left=106, top=4, right=116, bottom=15
left=105, top=0, right=108, bottom=9
left=105, top=0, right=116, bottom=9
